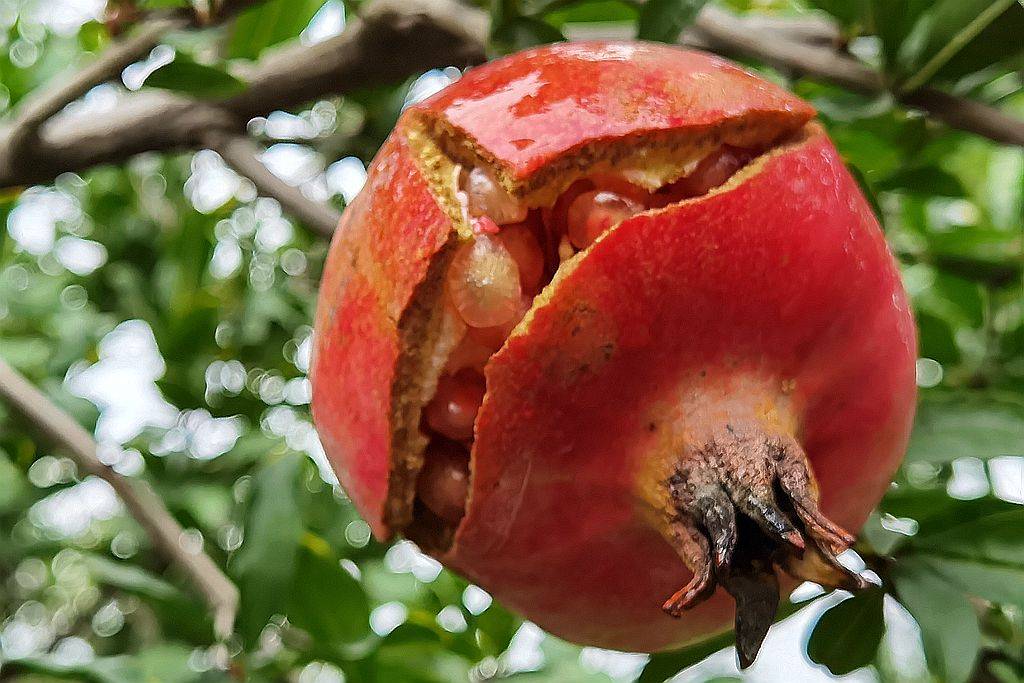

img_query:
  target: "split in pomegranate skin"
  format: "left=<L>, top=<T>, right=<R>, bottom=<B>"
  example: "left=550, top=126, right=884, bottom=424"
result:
left=422, top=143, right=768, bottom=528
left=421, top=139, right=868, bottom=664
left=311, top=42, right=917, bottom=667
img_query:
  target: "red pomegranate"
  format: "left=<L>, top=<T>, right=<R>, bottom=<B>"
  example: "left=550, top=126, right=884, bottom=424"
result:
left=311, top=42, right=917, bottom=666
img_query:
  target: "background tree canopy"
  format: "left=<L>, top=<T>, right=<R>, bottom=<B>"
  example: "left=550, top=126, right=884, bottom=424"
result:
left=0, top=0, right=1021, bottom=681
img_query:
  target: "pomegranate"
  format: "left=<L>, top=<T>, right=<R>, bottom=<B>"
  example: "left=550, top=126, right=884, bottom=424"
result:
left=311, top=42, right=916, bottom=666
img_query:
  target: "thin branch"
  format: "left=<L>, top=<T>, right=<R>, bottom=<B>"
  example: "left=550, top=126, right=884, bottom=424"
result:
left=689, top=6, right=1024, bottom=146
left=900, top=88, right=1024, bottom=148
left=690, top=8, right=882, bottom=91
left=208, top=131, right=342, bottom=238
left=0, top=359, right=240, bottom=640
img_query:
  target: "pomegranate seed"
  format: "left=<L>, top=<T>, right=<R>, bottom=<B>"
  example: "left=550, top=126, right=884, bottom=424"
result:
left=447, top=235, right=523, bottom=328
left=446, top=333, right=494, bottom=374
left=471, top=216, right=501, bottom=235
left=417, top=440, right=470, bottom=525
left=496, top=223, right=545, bottom=293
left=558, top=235, right=575, bottom=263
left=672, top=147, right=751, bottom=199
left=424, top=370, right=486, bottom=441
left=587, top=174, right=652, bottom=204
left=545, top=179, right=595, bottom=239
left=464, top=166, right=528, bottom=224
left=467, top=295, right=531, bottom=350
left=566, top=190, right=643, bottom=249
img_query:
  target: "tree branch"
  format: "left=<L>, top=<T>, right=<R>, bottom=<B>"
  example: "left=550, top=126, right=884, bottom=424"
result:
left=0, top=359, right=240, bottom=640
left=0, top=0, right=487, bottom=189
left=689, top=6, right=1024, bottom=146
left=0, top=18, right=184, bottom=178
left=0, top=0, right=269, bottom=182
left=899, top=88, right=1024, bottom=148
left=0, top=0, right=1019, bottom=211
left=208, top=131, right=342, bottom=238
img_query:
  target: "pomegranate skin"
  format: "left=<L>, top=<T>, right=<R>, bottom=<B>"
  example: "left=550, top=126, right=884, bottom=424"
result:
left=446, top=129, right=916, bottom=650
left=418, top=42, right=815, bottom=182
left=312, top=132, right=453, bottom=539
left=311, top=42, right=917, bottom=654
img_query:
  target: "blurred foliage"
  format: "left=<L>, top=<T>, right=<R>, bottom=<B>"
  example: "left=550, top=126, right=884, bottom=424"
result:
left=0, top=0, right=1022, bottom=682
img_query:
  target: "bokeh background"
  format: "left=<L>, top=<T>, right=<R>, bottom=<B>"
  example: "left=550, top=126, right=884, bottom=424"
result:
left=0, top=0, right=1021, bottom=681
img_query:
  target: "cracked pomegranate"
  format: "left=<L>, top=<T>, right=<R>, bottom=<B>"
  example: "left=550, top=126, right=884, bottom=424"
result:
left=311, top=42, right=917, bottom=666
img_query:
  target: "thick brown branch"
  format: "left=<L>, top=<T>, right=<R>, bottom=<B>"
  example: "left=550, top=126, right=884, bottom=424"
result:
left=0, top=18, right=184, bottom=176
left=900, top=88, right=1024, bottom=147
left=208, top=131, right=342, bottom=238
left=0, top=0, right=271, bottom=180
left=0, top=359, right=239, bottom=640
left=0, top=0, right=487, bottom=189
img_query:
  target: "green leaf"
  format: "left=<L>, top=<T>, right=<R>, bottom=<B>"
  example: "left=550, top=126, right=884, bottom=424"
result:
left=10, top=644, right=211, bottom=683
left=538, top=0, right=638, bottom=28
left=139, top=0, right=190, bottom=7
left=906, top=391, right=1024, bottom=464
left=636, top=0, right=709, bottom=43
left=637, top=630, right=735, bottom=683
left=232, top=454, right=306, bottom=644
left=804, top=0, right=870, bottom=29
left=930, top=2, right=1024, bottom=84
left=987, top=660, right=1024, bottom=683
left=846, top=163, right=884, bottom=224
left=288, top=539, right=371, bottom=645
left=912, top=556, right=1024, bottom=607
left=869, top=0, right=936, bottom=69
left=893, top=558, right=982, bottom=683
left=227, top=0, right=328, bottom=61
left=915, top=312, right=960, bottom=365
left=473, top=602, right=520, bottom=657
left=82, top=554, right=183, bottom=602
left=492, top=16, right=567, bottom=52
left=0, top=449, right=28, bottom=512
left=142, top=57, right=246, bottom=99
left=806, top=589, right=885, bottom=675
left=878, top=166, right=966, bottom=197
left=898, top=0, right=1019, bottom=90
left=899, top=505, right=1024, bottom=608
left=881, top=490, right=1019, bottom=539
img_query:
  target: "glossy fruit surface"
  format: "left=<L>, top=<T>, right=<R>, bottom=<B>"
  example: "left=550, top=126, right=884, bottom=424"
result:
left=311, top=42, right=916, bottom=656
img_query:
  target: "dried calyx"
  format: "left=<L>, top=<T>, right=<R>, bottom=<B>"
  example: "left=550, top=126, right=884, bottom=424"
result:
left=658, top=424, right=866, bottom=667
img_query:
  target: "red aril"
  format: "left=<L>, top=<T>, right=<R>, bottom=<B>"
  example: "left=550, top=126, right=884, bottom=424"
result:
left=464, top=166, right=528, bottom=224
left=587, top=174, right=652, bottom=204
left=424, top=370, right=486, bottom=442
left=467, top=295, right=531, bottom=350
left=446, top=333, right=494, bottom=374
left=446, top=234, right=523, bottom=328
left=668, top=146, right=753, bottom=199
left=471, top=215, right=501, bottom=235
left=417, top=440, right=470, bottom=524
left=544, top=179, right=594, bottom=240
left=496, top=223, right=545, bottom=293
left=566, top=190, right=644, bottom=249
